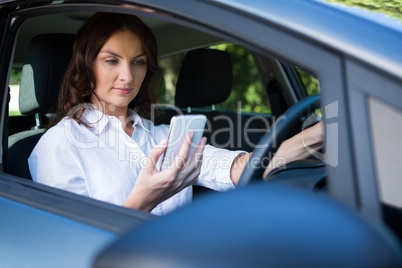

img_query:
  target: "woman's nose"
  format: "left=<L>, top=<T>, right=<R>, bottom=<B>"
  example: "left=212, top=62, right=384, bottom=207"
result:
left=119, top=63, right=133, bottom=83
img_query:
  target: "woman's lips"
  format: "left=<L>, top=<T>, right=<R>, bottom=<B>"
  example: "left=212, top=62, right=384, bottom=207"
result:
left=114, top=87, right=133, bottom=95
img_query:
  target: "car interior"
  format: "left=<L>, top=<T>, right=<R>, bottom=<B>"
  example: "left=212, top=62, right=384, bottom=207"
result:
left=4, top=9, right=402, bottom=249
left=6, top=11, right=307, bottom=184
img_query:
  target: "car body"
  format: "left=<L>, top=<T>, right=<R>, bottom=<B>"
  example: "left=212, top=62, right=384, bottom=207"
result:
left=1, top=0, right=402, bottom=267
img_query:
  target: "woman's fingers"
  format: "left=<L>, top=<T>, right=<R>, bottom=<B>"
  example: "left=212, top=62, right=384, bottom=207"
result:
left=145, top=138, right=168, bottom=173
left=181, top=136, right=206, bottom=170
left=182, top=158, right=202, bottom=186
left=175, top=158, right=202, bottom=191
left=170, top=132, right=194, bottom=171
left=193, top=139, right=205, bottom=169
left=176, top=139, right=205, bottom=187
left=164, top=134, right=206, bottom=188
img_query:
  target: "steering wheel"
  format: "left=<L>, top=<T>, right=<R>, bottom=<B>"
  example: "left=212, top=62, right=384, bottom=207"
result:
left=237, top=94, right=321, bottom=186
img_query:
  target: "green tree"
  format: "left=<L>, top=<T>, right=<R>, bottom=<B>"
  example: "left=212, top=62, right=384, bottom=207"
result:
left=206, top=43, right=270, bottom=114
left=297, top=67, right=321, bottom=96
left=325, top=0, right=402, bottom=22
left=9, top=68, right=21, bottom=85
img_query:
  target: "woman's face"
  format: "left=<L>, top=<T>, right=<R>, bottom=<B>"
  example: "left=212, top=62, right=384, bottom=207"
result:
left=92, top=30, right=147, bottom=114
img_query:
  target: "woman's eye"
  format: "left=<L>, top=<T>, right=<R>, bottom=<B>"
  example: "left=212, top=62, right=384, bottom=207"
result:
left=106, top=59, right=118, bottom=64
left=132, top=60, right=145, bottom=66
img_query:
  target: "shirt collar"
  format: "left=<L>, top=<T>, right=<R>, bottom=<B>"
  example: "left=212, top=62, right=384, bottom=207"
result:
left=128, top=109, right=150, bottom=132
left=82, top=104, right=150, bottom=133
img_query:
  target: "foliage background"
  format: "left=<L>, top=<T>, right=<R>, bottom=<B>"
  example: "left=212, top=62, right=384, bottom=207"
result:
left=324, top=0, right=402, bottom=21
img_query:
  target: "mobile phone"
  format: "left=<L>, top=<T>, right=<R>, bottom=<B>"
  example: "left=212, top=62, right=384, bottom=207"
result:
left=159, top=115, right=207, bottom=171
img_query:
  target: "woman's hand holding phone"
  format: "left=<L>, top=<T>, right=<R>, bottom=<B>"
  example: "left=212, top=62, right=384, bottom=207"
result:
left=123, top=116, right=207, bottom=212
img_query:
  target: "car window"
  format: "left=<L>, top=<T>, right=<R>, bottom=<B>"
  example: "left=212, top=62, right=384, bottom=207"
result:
left=157, top=43, right=271, bottom=114
left=8, top=68, right=22, bottom=117
left=368, top=97, right=402, bottom=208
left=297, top=67, right=321, bottom=96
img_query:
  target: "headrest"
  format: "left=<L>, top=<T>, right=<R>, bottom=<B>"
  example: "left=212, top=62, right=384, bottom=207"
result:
left=175, top=49, right=232, bottom=108
left=19, top=34, right=75, bottom=115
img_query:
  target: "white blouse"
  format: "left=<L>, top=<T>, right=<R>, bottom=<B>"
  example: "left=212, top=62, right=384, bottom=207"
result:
left=28, top=107, right=246, bottom=216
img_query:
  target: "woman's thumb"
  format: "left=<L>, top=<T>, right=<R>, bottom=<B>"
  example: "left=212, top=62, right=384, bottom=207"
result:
left=145, top=138, right=168, bottom=171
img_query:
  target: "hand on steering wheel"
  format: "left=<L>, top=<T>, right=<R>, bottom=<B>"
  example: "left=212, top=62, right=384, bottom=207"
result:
left=237, top=94, right=321, bottom=186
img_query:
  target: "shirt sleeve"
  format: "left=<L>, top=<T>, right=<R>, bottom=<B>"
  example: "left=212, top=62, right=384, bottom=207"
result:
left=197, top=145, right=247, bottom=191
left=28, top=121, right=88, bottom=196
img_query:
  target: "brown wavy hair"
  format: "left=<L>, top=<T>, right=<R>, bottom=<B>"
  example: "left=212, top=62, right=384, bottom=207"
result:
left=49, top=12, right=159, bottom=128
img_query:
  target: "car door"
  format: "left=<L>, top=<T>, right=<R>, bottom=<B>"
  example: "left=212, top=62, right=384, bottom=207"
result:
left=1, top=0, right=401, bottom=267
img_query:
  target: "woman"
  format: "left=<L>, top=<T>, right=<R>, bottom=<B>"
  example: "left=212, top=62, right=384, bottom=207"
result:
left=28, top=12, right=323, bottom=216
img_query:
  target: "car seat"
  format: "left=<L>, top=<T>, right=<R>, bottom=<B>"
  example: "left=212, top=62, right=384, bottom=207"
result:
left=7, top=34, right=75, bottom=180
left=155, top=48, right=232, bottom=123
left=159, top=48, right=268, bottom=152
left=175, top=48, right=233, bottom=110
